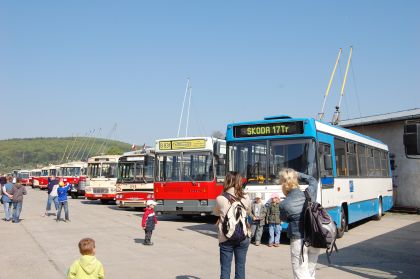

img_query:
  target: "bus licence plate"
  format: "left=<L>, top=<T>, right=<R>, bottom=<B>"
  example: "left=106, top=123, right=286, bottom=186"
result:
left=95, top=194, right=103, bottom=197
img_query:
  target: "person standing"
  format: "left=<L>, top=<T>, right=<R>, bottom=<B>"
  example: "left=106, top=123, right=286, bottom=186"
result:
left=141, top=200, right=158, bottom=246
left=56, top=181, right=71, bottom=222
left=10, top=182, right=27, bottom=223
left=67, top=238, right=105, bottom=279
left=214, top=171, right=251, bottom=279
left=43, top=175, right=60, bottom=217
left=266, top=193, right=282, bottom=247
left=250, top=192, right=266, bottom=246
left=279, top=168, right=320, bottom=279
left=2, top=176, right=14, bottom=221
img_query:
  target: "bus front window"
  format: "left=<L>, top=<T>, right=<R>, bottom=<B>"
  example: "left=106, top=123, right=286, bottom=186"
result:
left=228, top=139, right=317, bottom=185
left=182, top=153, right=213, bottom=182
left=88, top=164, right=101, bottom=178
left=157, top=155, right=181, bottom=182
left=268, top=139, right=317, bottom=183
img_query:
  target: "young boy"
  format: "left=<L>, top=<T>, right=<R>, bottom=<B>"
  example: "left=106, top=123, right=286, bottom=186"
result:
left=67, top=238, right=104, bottom=279
left=250, top=192, right=266, bottom=246
left=141, top=200, right=158, bottom=246
left=266, top=193, right=282, bottom=247
left=57, top=181, right=71, bottom=222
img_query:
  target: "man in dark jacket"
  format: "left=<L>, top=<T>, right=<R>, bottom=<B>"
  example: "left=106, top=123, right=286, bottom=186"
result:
left=43, top=175, right=59, bottom=217
left=10, top=183, right=27, bottom=223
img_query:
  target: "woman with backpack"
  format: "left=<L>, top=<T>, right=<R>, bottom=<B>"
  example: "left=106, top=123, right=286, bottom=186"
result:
left=279, top=168, right=321, bottom=279
left=214, top=171, right=251, bottom=279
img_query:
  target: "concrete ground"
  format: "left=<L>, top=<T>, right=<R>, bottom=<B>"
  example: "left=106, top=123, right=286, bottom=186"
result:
left=1, top=187, right=419, bottom=279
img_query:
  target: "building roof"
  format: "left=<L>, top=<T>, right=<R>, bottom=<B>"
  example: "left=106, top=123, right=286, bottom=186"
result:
left=339, top=108, right=420, bottom=127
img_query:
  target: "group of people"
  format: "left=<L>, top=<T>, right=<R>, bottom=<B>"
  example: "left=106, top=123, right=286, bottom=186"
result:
left=43, top=175, right=72, bottom=222
left=214, top=169, right=321, bottom=279
left=1, top=176, right=27, bottom=223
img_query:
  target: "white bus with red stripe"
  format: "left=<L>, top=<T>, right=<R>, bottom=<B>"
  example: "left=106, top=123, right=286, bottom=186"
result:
left=38, top=165, right=60, bottom=190
left=30, top=169, right=42, bottom=188
left=58, top=161, right=87, bottom=199
left=115, top=149, right=155, bottom=208
left=85, top=155, right=120, bottom=203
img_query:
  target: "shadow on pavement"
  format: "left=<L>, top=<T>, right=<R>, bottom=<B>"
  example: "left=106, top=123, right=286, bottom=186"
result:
left=175, top=276, right=201, bottom=279
left=320, top=221, right=420, bottom=279
left=134, top=238, right=145, bottom=244
left=182, top=223, right=218, bottom=239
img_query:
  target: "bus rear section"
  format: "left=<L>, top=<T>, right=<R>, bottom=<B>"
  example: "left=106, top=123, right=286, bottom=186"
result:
left=115, top=149, right=155, bottom=208
left=58, top=161, right=87, bottom=199
left=85, top=155, right=120, bottom=203
left=154, top=137, right=226, bottom=216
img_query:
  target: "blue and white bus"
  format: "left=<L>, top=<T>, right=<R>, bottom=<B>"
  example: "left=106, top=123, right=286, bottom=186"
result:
left=226, top=115, right=393, bottom=237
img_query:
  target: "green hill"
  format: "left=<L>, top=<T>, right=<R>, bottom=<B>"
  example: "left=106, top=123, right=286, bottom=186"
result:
left=0, top=137, right=131, bottom=173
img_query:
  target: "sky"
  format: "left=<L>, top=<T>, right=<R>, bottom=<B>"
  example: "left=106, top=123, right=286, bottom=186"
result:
left=1, top=1, right=419, bottom=146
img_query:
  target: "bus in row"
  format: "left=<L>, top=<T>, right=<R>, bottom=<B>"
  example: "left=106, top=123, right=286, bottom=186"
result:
left=225, top=115, right=393, bottom=237
left=85, top=155, right=120, bottom=203
left=115, top=149, right=155, bottom=208
left=153, top=137, right=226, bottom=217
left=58, top=161, right=87, bottom=199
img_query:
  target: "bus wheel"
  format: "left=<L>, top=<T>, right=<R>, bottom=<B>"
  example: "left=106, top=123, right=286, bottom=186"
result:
left=100, top=199, right=109, bottom=204
left=71, top=193, right=78, bottom=199
left=337, top=206, right=347, bottom=238
left=180, top=215, right=193, bottom=220
left=373, top=197, right=383, bottom=221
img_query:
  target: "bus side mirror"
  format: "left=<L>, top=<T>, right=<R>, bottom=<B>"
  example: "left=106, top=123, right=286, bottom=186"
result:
left=403, top=122, right=420, bottom=157
left=324, top=154, right=333, bottom=171
left=214, top=141, right=226, bottom=157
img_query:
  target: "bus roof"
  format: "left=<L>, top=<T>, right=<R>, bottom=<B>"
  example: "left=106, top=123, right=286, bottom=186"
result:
left=226, top=117, right=388, bottom=151
left=59, top=161, right=87, bottom=168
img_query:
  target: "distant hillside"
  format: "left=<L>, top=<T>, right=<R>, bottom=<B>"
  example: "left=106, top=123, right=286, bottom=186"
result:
left=0, top=137, right=131, bottom=173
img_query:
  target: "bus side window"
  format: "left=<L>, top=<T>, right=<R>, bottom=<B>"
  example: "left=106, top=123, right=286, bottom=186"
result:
left=318, top=143, right=333, bottom=177
left=334, top=139, right=347, bottom=177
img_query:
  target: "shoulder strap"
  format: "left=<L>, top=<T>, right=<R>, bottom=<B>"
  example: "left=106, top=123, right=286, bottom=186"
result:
left=222, top=192, right=246, bottom=208
left=304, top=189, right=312, bottom=202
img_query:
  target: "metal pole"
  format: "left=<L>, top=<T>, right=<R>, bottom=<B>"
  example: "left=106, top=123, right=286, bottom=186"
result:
left=337, top=46, right=353, bottom=109
left=185, top=85, right=192, bottom=137
left=177, top=78, right=190, bottom=137
left=318, top=48, right=342, bottom=121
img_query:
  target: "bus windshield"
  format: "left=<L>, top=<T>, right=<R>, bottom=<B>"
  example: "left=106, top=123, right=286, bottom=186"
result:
left=61, top=167, right=81, bottom=177
left=228, top=139, right=317, bottom=185
left=19, top=173, right=29, bottom=179
left=117, top=158, right=154, bottom=183
left=88, top=163, right=118, bottom=178
left=41, top=170, right=49, bottom=176
left=156, top=152, right=214, bottom=182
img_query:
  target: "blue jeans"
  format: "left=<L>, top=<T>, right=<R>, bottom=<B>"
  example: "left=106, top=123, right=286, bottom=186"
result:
left=3, top=201, right=12, bottom=220
left=57, top=201, right=69, bottom=220
left=219, top=238, right=250, bottom=279
left=12, top=201, right=23, bottom=222
left=269, top=223, right=281, bottom=245
left=46, top=195, right=59, bottom=211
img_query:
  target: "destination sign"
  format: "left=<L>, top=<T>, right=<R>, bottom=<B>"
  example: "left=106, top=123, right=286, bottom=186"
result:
left=233, top=121, right=304, bottom=138
left=159, top=139, right=206, bottom=150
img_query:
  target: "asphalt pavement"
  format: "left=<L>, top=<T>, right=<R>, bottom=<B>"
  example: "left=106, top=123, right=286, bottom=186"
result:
left=0, top=187, right=419, bottom=279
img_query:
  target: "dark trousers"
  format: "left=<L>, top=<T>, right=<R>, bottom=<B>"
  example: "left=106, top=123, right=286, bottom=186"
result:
left=145, top=230, right=153, bottom=244
left=219, top=237, right=250, bottom=279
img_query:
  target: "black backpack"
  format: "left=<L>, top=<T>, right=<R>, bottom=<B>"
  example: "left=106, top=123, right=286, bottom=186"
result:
left=221, top=192, right=248, bottom=244
left=302, top=190, right=338, bottom=264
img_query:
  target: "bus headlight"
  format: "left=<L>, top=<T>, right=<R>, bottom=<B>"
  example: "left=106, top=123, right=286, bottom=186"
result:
left=156, top=200, right=163, bottom=205
left=200, top=200, right=208, bottom=206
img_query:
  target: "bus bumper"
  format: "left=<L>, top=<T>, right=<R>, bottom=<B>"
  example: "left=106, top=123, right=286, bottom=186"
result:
left=155, top=200, right=217, bottom=216
left=85, top=193, right=115, bottom=200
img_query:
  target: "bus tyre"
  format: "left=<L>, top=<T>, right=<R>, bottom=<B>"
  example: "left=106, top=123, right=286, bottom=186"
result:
left=373, top=197, right=383, bottom=221
left=71, top=193, right=78, bottom=199
left=337, top=207, right=347, bottom=238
